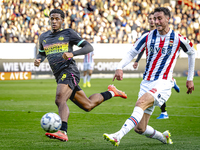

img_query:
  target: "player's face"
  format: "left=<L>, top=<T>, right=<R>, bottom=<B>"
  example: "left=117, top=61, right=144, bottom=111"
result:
left=50, top=13, right=64, bottom=32
left=154, top=11, right=169, bottom=34
left=148, top=14, right=155, bottom=28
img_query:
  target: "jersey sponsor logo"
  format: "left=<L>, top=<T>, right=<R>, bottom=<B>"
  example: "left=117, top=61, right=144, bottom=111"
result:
left=149, top=46, right=172, bottom=55
left=58, top=36, right=64, bottom=41
left=44, top=43, right=68, bottom=55
left=166, top=48, right=172, bottom=55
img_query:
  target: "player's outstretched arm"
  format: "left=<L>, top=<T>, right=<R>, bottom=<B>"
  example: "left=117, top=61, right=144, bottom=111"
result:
left=113, top=69, right=123, bottom=81
left=72, top=41, right=93, bottom=56
left=186, top=80, right=194, bottom=94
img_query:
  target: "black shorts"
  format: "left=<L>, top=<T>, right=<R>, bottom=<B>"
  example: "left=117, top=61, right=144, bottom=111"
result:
left=55, top=66, right=82, bottom=100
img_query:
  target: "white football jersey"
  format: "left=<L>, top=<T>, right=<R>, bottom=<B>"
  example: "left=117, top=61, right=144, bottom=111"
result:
left=131, top=29, right=195, bottom=81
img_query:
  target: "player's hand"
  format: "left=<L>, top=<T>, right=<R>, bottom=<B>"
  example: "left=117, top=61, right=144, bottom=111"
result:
left=62, top=52, right=74, bottom=60
left=133, top=62, right=138, bottom=69
left=34, top=58, right=41, bottom=67
left=186, top=80, right=194, bottom=94
left=113, top=69, right=123, bottom=81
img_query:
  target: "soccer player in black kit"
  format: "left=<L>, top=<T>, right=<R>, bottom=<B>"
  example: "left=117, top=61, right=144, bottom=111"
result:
left=34, top=9, right=127, bottom=141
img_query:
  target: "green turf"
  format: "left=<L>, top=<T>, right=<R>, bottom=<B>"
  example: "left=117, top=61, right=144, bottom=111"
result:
left=0, top=77, right=200, bottom=150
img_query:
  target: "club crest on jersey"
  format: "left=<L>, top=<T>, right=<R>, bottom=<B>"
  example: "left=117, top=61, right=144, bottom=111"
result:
left=169, top=40, right=173, bottom=46
left=59, top=36, right=64, bottom=41
left=43, top=40, right=46, bottom=43
left=61, top=73, right=67, bottom=81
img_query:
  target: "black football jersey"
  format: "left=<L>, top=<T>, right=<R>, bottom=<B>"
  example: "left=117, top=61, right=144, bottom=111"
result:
left=38, top=28, right=85, bottom=74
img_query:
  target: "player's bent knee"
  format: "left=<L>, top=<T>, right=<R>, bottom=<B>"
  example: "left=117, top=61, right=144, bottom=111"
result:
left=55, top=98, right=60, bottom=106
left=82, top=105, right=93, bottom=112
left=55, top=99, right=62, bottom=106
left=135, top=96, right=154, bottom=110
left=135, top=99, right=145, bottom=107
left=55, top=93, right=65, bottom=106
left=76, top=102, right=93, bottom=112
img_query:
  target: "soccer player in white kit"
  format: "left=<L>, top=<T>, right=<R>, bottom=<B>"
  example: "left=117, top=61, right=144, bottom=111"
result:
left=133, top=12, right=180, bottom=119
left=103, top=7, right=195, bottom=147
left=83, top=51, right=94, bottom=87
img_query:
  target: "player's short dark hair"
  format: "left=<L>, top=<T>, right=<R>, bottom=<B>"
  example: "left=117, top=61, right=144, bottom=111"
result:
left=147, top=12, right=154, bottom=19
left=154, top=7, right=171, bottom=18
left=49, top=9, right=65, bottom=19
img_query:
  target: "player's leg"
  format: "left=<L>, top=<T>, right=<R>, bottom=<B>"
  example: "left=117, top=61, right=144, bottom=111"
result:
left=55, top=84, right=72, bottom=123
left=103, top=92, right=154, bottom=147
left=83, top=63, right=88, bottom=88
left=134, top=112, right=151, bottom=134
left=71, top=85, right=127, bottom=112
left=103, top=80, right=173, bottom=146
left=46, top=68, right=80, bottom=142
left=173, top=78, right=180, bottom=93
left=135, top=113, right=172, bottom=144
left=45, top=84, right=72, bottom=141
left=83, top=70, right=87, bottom=88
left=86, top=69, right=93, bottom=87
left=71, top=90, right=105, bottom=111
left=158, top=79, right=177, bottom=119
left=139, top=80, right=172, bottom=143
left=157, top=102, right=169, bottom=119
left=86, top=62, right=94, bottom=87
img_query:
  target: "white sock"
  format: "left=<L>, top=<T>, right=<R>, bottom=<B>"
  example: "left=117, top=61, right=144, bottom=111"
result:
left=108, top=91, right=115, bottom=97
left=118, top=106, right=144, bottom=140
left=142, top=125, right=165, bottom=142
left=87, top=75, right=91, bottom=82
left=83, top=76, right=87, bottom=84
left=161, top=112, right=167, bottom=115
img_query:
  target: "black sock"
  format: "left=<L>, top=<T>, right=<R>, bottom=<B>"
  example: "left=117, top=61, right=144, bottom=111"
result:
left=100, top=91, right=112, bottom=101
left=161, top=103, right=166, bottom=112
left=60, top=121, right=68, bottom=133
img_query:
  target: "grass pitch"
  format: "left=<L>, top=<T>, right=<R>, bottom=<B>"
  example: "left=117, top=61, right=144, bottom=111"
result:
left=0, top=77, right=200, bottom=150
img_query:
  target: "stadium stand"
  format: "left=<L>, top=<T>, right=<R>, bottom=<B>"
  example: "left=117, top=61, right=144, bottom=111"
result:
left=0, top=0, right=199, bottom=48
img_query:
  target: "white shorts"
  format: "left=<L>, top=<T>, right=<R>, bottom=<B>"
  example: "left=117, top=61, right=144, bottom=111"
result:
left=138, top=79, right=174, bottom=115
left=83, top=62, right=94, bottom=71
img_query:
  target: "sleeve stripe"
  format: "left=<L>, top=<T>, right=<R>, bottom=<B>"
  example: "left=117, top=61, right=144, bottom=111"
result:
left=180, top=41, right=188, bottom=52
left=135, top=35, right=147, bottom=51
left=77, top=39, right=85, bottom=46
left=39, top=49, right=45, bottom=52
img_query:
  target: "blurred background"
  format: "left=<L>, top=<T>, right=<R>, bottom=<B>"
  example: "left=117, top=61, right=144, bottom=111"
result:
left=0, top=0, right=200, bottom=80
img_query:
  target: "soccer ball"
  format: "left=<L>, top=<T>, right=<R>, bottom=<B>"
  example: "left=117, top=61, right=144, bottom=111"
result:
left=40, top=112, right=62, bottom=133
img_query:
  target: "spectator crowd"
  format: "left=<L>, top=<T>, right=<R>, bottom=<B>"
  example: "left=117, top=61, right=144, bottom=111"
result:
left=0, top=0, right=200, bottom=47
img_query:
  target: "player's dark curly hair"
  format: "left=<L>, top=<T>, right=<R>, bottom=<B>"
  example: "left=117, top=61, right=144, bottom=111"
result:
left=154, top=7, right=171, bottom=18
left=49, top=9, right=65, bottom=19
